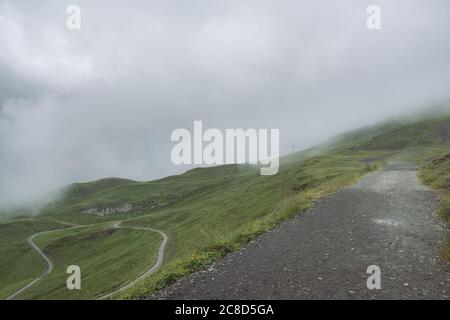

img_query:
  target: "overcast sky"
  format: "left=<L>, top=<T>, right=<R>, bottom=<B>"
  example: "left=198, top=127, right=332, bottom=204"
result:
left=0, top=0, right=449, bottom=208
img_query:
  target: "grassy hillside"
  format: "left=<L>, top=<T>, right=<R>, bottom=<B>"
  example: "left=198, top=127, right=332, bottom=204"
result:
left=41, top=167, right=247, bottom=225
left=1, top=110, right=449, bottom=299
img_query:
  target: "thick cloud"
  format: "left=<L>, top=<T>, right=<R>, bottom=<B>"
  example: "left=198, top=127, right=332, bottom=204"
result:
left=0, top=0, right=449, bottom=208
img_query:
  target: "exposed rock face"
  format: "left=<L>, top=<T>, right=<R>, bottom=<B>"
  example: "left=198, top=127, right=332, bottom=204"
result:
left=80, top=202, right=133, bottom=216
left=79, top=193, right=184, bottom=216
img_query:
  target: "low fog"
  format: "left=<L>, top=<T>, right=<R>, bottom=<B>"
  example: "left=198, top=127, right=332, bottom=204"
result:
left=0, top=0, right=449, bottom=209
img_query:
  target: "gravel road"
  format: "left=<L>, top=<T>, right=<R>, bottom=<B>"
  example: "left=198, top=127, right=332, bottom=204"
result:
left=152, top=163, right=450, bottom=299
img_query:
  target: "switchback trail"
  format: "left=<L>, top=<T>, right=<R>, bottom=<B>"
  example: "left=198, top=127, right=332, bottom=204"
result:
left=6, top=221, right=168, bottom=300
left=6, top=223, right=86, bottom=300
left=6, top=230, right=57, bottom=300
left=153, top=163, right=450, bottom=299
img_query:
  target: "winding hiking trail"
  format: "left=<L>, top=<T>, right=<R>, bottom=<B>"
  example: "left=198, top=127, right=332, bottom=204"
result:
left=153, top=163, right=450, bottom=299
left=6, top=222, right=84, bottom=301
left=5, top=221, right=168, bottom=300
left=96, top=222, right=168, bottom=300
left=6, top=230, right=58, bottom=300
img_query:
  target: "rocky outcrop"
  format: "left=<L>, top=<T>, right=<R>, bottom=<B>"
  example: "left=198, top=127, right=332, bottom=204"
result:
left=80, top=202, right=133, bottom=216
